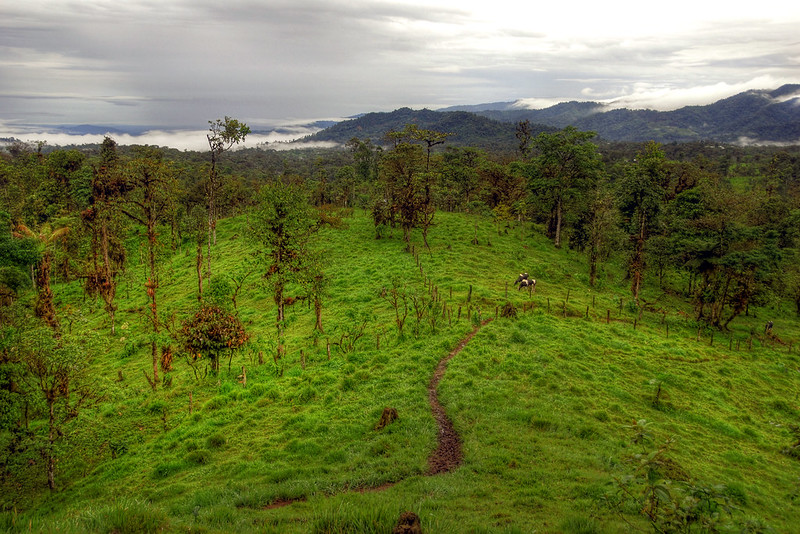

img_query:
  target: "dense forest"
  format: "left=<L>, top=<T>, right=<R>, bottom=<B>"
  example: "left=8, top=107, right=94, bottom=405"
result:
left=2, top=119, right=800, bottom=533
left=5, top=121, right=798, bottom=322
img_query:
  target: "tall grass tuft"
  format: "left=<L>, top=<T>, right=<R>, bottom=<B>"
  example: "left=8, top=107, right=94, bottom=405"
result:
left=311, top=502, right=398, bottom=534
left=79, top=497, right=169, bottom=533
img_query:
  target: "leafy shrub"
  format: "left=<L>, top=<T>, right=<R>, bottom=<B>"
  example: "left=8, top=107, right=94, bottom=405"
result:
left=181, top=305, right=249, bottom=373
left=610, top=419, right=749, bottom=532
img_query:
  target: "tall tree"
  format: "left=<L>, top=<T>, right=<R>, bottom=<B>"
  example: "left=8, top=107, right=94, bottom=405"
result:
left=584, top=186, right=620, bottom=287
left=19, top=324, right=97, bottom=489
left=525, top=127, right=602, bottom=248
left=83, top=137, right=126, bottom=335
left=249, top=181, right=320, bottom=357
left=379, top=141, right=426, bottom=251
left=440, top=147, right=483, bottom=211
left=205, top=117, right=250, bottom=286
left=618, top=142, right=670, bottom=303
left=119, top=148, right=177, bottom=389
left=346, top=137, right=382, bottom=185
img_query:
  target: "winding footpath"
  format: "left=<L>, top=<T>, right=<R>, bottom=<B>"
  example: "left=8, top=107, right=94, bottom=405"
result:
left=265, top=318, right=491, bottom=509
left=427, top=318, right=492, bottom=474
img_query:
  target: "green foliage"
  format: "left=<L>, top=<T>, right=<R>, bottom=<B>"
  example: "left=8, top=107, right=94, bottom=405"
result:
left=181, top=304, right=249, bottom=373
left=207, top=117, right=250, bottom=156
left=611, top=420, right=744, bottom=533
left=249, top=180, right=320, bottom=329
left=2, top=135, right=800, bottom=533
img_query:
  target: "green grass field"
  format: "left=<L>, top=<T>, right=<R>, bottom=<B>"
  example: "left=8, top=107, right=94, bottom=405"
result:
left=2, top=209, right=799, bottom=533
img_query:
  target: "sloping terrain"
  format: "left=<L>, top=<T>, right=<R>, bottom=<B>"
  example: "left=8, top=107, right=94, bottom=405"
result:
left=2, top=211, right=800, bottom=533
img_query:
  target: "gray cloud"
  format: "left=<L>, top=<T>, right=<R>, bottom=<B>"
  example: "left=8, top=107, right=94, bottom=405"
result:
left=1, top=0, right=799, bottom=133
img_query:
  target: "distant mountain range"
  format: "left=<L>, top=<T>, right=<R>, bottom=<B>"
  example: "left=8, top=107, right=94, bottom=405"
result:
left=305, top=85, right=800, bottom=148
left=6, top=85, right=798, bottom=151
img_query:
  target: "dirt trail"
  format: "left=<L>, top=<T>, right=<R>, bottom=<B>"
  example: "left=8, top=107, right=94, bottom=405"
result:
left=427, top=318, right=492, bottom=474
left=263, top=319, right=491, bottom=508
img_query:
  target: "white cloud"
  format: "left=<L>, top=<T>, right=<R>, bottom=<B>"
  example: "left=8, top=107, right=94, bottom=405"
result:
left=0, top=122, right=334, bottom=151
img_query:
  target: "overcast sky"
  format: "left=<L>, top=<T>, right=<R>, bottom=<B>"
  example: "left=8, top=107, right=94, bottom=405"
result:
left=2, top=0, right=799, bottom=147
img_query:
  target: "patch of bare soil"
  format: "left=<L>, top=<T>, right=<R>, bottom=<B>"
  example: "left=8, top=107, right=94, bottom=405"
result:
left=427, top=319, right=492, bottom=474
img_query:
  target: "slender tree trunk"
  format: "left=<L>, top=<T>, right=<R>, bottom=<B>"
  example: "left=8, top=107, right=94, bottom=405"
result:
left=196, top=238, right=203, bottom=302
left=276, top=282, right=285, bottom=324
left=35, top=252, right=58, bottom=330
left=631, top=212, right=646, bottom=303
left=146, top=214, right=159, bottom=389
left=100, top=216, right=117, bottom=335
left=314, top=298, right=324, bottom=333
left=47, top=398, right=55, bottom=490
left=589, top=246, right=598, bottom=287
left=207, top=153, right=216, bottom=284
left=554, top=196, right=563, bottom=248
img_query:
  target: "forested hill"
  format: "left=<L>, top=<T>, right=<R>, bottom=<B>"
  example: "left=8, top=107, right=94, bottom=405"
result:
left=450, top=84, right=800, bottom=144
left=302, top=107, right=556, bottom=151
left=307, top=85, right=800, bottom=146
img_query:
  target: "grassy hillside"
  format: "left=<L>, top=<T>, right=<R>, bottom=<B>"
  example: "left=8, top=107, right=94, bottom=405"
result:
left=2, top=210, right=800, bottom=533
